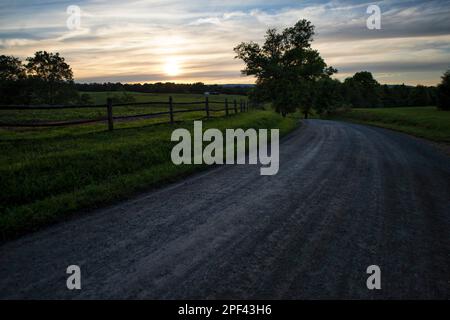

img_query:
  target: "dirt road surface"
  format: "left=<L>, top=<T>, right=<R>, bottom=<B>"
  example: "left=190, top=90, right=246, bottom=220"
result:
left=1, top=120, right=449, bottom=299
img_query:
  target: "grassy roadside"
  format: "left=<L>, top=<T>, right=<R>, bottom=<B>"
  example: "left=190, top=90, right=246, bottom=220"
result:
left=329, top=107, right=450, bottom=143
left=0, top=110, right=298, bottom=241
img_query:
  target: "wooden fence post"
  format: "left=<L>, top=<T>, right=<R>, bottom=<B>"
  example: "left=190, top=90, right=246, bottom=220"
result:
left=107, top=98, right=113, bottom=131
left=234, top=99, right=238, bottom=114
left=205, top=96, right=210, bottom=119
left=240, top=100, right=243, bottom=112
left=169, top=96, right=174, bottom=124
left=225, top=98, right=229, bottom=116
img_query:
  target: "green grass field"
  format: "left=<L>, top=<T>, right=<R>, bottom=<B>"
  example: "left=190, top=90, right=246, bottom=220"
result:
left=84, top=91, right=244, bottom=105
left=332, top=107, right=450, bottom=143
left=0, top=101, right=297, bottom=240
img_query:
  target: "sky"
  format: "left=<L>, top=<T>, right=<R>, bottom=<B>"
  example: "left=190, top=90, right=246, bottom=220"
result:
left=0, top=0, right=449, bottom=85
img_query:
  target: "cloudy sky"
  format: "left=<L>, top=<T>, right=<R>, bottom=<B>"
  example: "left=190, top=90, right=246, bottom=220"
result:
left=0, top=0, right=449, bottom=85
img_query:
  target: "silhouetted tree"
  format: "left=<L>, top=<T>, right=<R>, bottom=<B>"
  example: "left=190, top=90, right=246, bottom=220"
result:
left=343, top=71, right=381, bottom=108
left=380, top=85, right=396, bottom=107
left=0, top=55, right=25, bottom=81
left=0, top=55, right=27, bottom=104
left=313, top=78, right=344, bottom=115
left=234, top=19, right=336, bottom=117
left=25, top=51, right=77, bottom=104
left=408, top=85, right=432, bottom=106
left=436, top=70, right=450, bottom=110
left=26, top=51, right=73, bottom=82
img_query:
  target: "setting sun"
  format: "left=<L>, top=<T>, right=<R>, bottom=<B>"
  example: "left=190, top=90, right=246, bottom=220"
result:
left=164, top=59, right=181, bottom=76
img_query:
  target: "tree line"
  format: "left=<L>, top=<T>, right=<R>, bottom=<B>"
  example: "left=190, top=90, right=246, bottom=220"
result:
left=1, top=38, right=449, bottom=111
left=305, top=71, right=438, bottom=114
left=75, top=82, right=251, bottom=96
left=235, top=19, right=449, bottom=116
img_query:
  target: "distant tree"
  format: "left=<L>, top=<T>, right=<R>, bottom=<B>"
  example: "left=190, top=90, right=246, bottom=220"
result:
left=436, top=70, right=450, bottom=110
left=191, top=82, right=206, bottom=94
left=427, top=86, right=437, bottom=106
left=395, top=84, right=412, bottom=107
left=25, top=51, right=76, bottom=104
left=0, top=55, right=28, bottom=104
left=343, top=71, right=381, bottom=108
left=234, top=19, right=336, bottom=117
left=0, top=55, right=26, bottom=81
left=380, top=85, right=396, bottom=107
left=343, top=77, right=365, bottom=108
left=408, top=85, right=431, bottom=106
left=381, top=84, right=410, bottom=107
left=313, top=78, right=343, bottom=115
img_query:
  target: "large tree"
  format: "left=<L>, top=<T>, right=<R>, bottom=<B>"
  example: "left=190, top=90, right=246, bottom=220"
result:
left=234, top=19, right=336, bottom=117
left=25, top=51, right=75, bottom=104
left=436, top=70, right=450, bottom=110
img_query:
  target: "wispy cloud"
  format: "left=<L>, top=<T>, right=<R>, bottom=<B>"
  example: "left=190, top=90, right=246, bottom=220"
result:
left=0, top=0, right=449, bottom=85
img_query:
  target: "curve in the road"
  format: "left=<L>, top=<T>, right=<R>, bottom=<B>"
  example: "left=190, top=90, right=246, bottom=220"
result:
left=1, top=119, right=449, bottom=299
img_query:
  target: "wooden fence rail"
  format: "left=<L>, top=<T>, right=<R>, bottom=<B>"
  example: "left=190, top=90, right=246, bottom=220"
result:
left=0, top=96, right=250, bottom=130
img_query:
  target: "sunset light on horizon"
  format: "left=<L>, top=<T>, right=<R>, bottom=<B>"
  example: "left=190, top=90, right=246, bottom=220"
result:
left=1, top=0, right=449, bottom=85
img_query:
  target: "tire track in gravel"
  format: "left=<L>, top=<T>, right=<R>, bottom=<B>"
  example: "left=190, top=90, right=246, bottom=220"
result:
left=0, top=119, right=449, bottom=299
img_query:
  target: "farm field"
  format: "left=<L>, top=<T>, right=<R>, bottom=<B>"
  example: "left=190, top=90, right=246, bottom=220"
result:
left=332, top=107, right=450, bottom=143
left=0, top=91, right=248, bottom=139
left=0, top=108, right=297, bottom=241
left=83, top=91, right=244, bottom=104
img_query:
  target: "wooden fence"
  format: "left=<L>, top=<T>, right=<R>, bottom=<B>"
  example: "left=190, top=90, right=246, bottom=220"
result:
left=0, top=96, right=250, bottom=130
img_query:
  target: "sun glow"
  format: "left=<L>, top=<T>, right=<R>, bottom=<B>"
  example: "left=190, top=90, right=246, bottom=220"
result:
left=164, top=59, right=181, bottom=76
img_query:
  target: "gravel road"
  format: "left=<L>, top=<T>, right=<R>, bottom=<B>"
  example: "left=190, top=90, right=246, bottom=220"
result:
left=1, top=119, right=449, bottom=299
